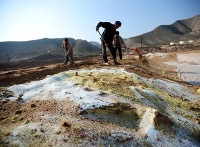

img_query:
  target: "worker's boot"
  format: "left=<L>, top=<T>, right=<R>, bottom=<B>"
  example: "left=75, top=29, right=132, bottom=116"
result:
left=113, top=59, right=121, bottom=65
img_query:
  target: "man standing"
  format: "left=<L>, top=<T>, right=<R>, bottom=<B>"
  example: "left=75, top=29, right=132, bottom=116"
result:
left=96, top=21, right=122, bottom=65
left=62, top=38, right=74, bottom=66
left=113, top=31, right=127, bottom=61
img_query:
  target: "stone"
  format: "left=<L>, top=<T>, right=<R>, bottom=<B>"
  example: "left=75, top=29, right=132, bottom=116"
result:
left=197, top=88, right=200, bottom=94
left=154, top=111, right=173, bottom=127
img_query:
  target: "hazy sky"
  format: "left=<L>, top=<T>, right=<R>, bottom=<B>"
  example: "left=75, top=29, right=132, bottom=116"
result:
left=0, top=0, right=200, bottom=43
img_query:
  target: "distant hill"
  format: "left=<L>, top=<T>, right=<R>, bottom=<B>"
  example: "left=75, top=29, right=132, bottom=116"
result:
left=126, top=14, right=200, bottom=47
left=0, top=38, right=101, bottom=63
left=74, top=39, right=101, bottom=56
left=90, top=41, right=101, bottom=48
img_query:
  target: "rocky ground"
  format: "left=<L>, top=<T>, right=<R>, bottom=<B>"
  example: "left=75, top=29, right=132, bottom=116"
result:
left=0, top=45, right=200, bottom=147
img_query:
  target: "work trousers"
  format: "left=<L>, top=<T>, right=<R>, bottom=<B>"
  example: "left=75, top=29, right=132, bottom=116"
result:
left=65, top=53, right=74, bottom=64
left=115, top=47, right=122, bottom=60
left=101, top=40, right=116, bottom=63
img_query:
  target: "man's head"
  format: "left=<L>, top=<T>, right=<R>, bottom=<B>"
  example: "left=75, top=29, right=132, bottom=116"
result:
left=114, top=21, right=122, bottom=29
left=64, top=38, right=68, bottom=42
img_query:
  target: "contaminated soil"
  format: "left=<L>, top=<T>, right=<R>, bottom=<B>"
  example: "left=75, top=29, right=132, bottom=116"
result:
left=0, top=46, right=200, bottom=147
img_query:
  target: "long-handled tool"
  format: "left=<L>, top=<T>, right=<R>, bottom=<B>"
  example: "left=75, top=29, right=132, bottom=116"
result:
left=97, top=30, right=102, bottom=37
left=97, top=30, right=109, bottom=47
left=97, top=30, right=131, bottom=50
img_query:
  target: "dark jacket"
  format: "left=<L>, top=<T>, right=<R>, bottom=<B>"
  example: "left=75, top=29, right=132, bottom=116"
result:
left=96, top=22, right=116, bottom=43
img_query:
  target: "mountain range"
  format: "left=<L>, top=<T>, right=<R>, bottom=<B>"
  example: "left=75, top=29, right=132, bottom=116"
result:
left=126, top=14, right=200, bottom=47
left=0, top=38, right=101, bottom=63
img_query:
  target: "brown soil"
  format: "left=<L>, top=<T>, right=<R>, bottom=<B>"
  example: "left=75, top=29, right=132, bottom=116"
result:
left=0, top=52, right=198, bottom=89
left=0, top=49, right=200, bottom=146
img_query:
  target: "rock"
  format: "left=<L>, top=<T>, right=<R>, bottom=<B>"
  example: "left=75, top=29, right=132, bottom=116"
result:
left=17, top=97, right=23, bottom=101
left=40, top=128, right=45, bottom=133
left=154, top=135, right=159, bottom=141
left=138, top=85, right=143, bottom=89
left=15, top=109, right=22, bottom=114
left=18, top=93, right=23, bottom=98
left=62, top=122, right=71, bottom=127
left=12, top=115, right=19, bottom=123
left=100, top=77, right=106, bottom=82
left=0, top=116, right=7, bottom=121
left=5, top=132, right=10, bottom=136
left=3, top=90, right=14, bottom=97
left=79, top=110, right=88, bottom=115
left=30, top=103, right=36, bottom=108
left=55, top=130, right=61, bottom=134
left=154, top=111, right=173, bottom=127
left=2, top=99, right=9, bottom=104
left=17, top=94, right=23, bottom=101
left=197, top=88, right=200, bottom=94
left=148, top=78, right=154, bottom=83
left=23, top=120, right=30, bottom=125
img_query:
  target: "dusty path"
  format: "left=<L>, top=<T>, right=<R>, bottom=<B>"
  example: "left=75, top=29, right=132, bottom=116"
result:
left=1, top=51, right=199, bottom=92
